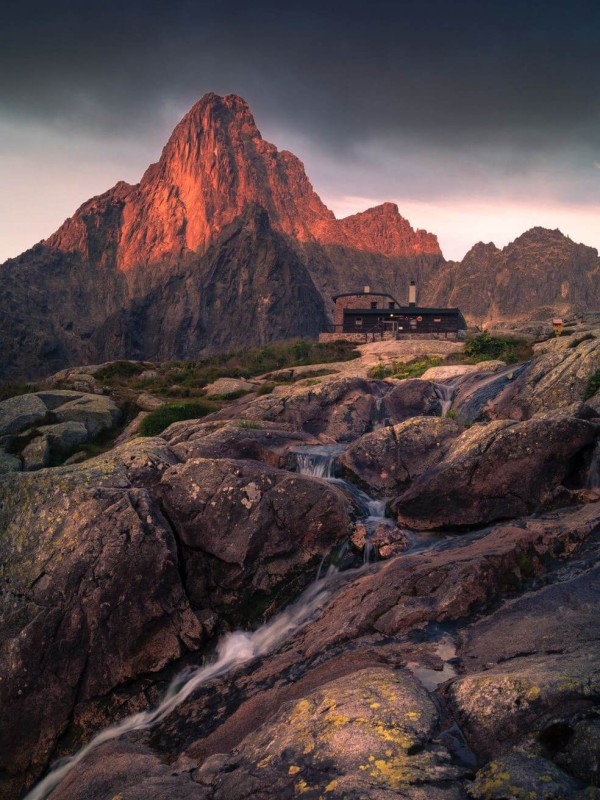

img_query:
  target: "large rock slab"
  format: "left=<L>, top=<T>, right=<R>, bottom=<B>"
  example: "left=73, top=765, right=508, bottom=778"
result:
left=159, top=457, right=352, bottom=617
left=203, top=377, right=260, bottom=397
left=421, top=361, right=505, bottom=381
left=0, top=439, right=200, bottom=800
left=393, top=417, right=597, bottom=529
left=38, top=420, right=89, bottom=455
left=52, top=393, right=121, bottom=436
left=341, top=417, right=463, bottom=496
left=161, top=419, right=319, bottom=467
left=201, top=667, right=466, bottom=800
left=448, top=559, right=600, bottom=767
left=381, top=379, right=443, bottom=421
left=0, top=393, right=48, bottom=437
left=210, top=376, right=389, bottom=442
left=488, top=333, right=600, bottom=420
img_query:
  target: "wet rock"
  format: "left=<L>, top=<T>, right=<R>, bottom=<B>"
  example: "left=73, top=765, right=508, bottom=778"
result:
left=448, top=363, right=528, bottom=424
left=469, top=753, right=579, bottom=800
left=161, top=419, right=319, bottom=468
left=21, top=435, right=50, bottom=470
left=209, top=376, right=389, bottom=442
left=393, top=417, right=597, bottom=529
left=382, top=379, right=443, bottom=421
left=0, top=393, right=48, bottom=437
left=341, top=417, right=462, bottom=495
left=159, top=457, right=352, bottom=616
left=288, top=502, right=600, bottom=653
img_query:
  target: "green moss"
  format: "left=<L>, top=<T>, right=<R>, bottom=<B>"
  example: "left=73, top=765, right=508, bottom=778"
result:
left=257, top=383, right=275, bottom=396
left=139, top=400, right=217, bottom=436
left=583, top=369, right=600, bottom=400
left=85, top=341, right=359, bottom=401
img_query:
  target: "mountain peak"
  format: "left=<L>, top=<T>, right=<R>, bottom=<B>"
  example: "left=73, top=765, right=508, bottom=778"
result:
left=45, top=93, right=440, bottom=269
left=334, top=202, right=441, bottom=257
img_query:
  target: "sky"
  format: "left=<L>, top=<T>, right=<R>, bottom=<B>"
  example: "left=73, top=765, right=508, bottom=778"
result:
left=1, top=0, right=599, bottom=262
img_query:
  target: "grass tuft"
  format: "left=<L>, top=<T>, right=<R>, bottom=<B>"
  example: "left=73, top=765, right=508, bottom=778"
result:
left=139, top=400, right=217, bottom=437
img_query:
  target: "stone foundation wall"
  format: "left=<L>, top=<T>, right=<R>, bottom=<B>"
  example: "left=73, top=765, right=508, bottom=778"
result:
left=319, top=332, right=460, bottom=344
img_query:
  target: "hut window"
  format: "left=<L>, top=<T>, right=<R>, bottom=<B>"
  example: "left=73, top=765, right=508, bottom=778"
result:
left=354, top=317, right=363, bottom=327
left=371, top=301, right=377, bottom=309
left=388, top=302, right=394, bottom=309
left=434, top=317, right=442, bottom=323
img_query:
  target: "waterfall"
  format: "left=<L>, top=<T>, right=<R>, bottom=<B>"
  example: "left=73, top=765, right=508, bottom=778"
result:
left=295, top=445, right=345, bottom=479
left=587, top=442, right=600, bottom=489
left=24, top=568, right=343, bottom=800
left=433, top=382, right=455, bottom=416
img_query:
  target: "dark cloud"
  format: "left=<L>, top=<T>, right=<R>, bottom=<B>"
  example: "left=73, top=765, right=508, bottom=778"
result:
left=1, top=0, right=598, bottom=263
left=1, top=0, right=599, bottom=152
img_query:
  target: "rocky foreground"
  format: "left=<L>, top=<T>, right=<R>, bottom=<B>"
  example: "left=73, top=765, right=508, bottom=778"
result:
left=1, top=329, right=599, bottom=800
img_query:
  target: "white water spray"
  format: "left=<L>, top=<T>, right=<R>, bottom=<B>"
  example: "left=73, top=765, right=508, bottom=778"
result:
left=433, top=382, right=455, bottom=416
left=587, top=442, right=600, bottom=489
left=24, top=570, right=340, bottom=800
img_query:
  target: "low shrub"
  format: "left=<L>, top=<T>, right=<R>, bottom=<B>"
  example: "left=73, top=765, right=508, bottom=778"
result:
left=257, top=383, right=275, bottom=396
left=95, top=361, right=146, bottom=382
left=584, top=369, right=600, bottom=400
left=139, top=400, right=217, bottom=436
left=0, top=382, right=38, bottom=401
left=462, top=332, right=531, bottom=364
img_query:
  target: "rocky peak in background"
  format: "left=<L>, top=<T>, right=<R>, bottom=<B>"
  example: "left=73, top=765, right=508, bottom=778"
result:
left=47, top=93, right=337, bottom=270
left=428, top=226, right=600, bottom=325
left=332, top=202, right=442, bottom=257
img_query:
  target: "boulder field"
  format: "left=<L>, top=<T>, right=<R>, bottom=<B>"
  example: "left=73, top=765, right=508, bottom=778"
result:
left=1, top=327, right=599, bottom=800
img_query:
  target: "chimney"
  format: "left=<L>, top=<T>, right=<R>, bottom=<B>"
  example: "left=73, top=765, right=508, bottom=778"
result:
left=364, top=285, right=370, bottom=293
left=408, top=281, right=417, bottom=307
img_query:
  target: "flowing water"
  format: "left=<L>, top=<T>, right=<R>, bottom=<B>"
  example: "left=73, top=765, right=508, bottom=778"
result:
left=24, top=566, right=347, bottom=800
left=26, top=444, right=448, bottom=799
left=587, top=442, right=600, bottom=489
left=433, top=381, right=456, bottom=416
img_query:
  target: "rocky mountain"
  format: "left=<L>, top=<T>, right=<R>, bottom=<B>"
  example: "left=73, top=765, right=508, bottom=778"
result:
left=428, top=227, right=600, bottom=326
left=0, top=93, right=444, bottom=381
left=0, top=92, right=598, bottom=381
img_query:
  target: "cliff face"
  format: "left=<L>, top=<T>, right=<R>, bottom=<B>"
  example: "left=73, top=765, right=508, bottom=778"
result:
left=0, top=93, right=598, bottom=380
left=1, top=93, right=444, bottom=380
left=429, top=227, right=600, bottom=324
left=47, top=93, right=338, bottom=270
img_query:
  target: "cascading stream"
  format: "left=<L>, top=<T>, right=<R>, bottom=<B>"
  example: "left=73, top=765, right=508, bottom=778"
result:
left=294, top=445, right=393, bottom=563
left=587, top=441, right=600, bottom=489
left=24, top=568, right=345, bottom=800
left=27, top=444, right=445, bottom=800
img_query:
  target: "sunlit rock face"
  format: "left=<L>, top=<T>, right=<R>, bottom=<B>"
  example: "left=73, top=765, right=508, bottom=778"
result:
left=46, top=94, right=440, bottom=270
